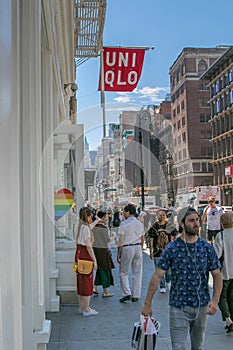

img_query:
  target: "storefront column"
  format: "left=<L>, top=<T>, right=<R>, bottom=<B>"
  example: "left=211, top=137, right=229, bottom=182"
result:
left=0, top=1, right=23, bottom=349
left=20, top=0, right=50, bottom=348
left=41, top=45, right=60, bottom=312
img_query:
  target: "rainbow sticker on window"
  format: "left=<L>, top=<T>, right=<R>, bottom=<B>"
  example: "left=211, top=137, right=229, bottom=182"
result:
left=54, top=188, right=74, bottom=221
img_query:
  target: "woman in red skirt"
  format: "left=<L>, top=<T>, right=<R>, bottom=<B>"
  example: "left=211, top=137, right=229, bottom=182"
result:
left=75, top=207, right=98, bottom=316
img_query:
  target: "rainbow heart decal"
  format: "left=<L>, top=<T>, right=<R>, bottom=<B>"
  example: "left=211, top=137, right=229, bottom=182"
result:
left=54, top=188, right=74, bottom=221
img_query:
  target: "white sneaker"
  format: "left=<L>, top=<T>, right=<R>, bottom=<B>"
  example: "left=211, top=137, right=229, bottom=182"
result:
left=82, top=309, right=99, bottom=317
left=159, top=288, right=166, bottom=293
left=166, top=282, right=171, bottom=291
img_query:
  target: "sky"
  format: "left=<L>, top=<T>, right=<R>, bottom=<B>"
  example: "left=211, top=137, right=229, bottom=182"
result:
left=76, top=0, right=233, bottom=149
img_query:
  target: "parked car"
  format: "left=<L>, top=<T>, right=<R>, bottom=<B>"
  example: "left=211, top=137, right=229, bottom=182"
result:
left=221, top=206, right=233, bottom=213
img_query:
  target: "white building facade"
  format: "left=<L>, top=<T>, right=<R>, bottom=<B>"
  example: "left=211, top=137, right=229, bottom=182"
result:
left=0, top=0, right=107, bottom=349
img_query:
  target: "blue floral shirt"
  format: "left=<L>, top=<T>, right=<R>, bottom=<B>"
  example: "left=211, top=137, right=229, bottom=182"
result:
left=157, top=237, right=221, bottom=308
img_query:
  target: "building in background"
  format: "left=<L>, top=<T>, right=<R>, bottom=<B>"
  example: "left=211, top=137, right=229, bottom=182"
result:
left=156, top=100, right=174, bottom=207
left=170, top=47, right=227, bottom=204
left=201, top=46, right=233, bottom=206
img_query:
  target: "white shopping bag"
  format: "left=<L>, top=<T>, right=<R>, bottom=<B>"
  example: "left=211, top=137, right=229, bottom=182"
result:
left=131, top=315, right=161, bottom=349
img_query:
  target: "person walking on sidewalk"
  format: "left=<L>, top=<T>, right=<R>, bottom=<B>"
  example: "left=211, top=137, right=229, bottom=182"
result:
left=92, top=210, right=115, bottom=297
left=112, top=208, right=121, bottom=244
left=148, top=209, right=170, bottom=293
left=202, top=196, right=223, bottom=244
left=142, top=207, right=223, bottom=350
left=117, top=204, right=145, bottom=303
left=214, top=212, right=233, bottom=334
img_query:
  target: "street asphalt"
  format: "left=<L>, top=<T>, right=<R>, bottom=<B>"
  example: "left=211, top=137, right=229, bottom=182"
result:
left=46, top=247, right=233, bottom=350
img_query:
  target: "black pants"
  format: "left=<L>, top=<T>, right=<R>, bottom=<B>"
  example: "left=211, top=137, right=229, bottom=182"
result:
left=219, top=279, right=233, bottom=321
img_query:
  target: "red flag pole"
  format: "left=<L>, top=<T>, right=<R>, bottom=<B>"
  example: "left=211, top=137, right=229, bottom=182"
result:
left=100, top=48, right=106, bottom=137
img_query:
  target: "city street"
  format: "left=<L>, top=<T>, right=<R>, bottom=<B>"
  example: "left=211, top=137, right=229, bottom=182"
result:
left=47, top=248, right=233, bottom=350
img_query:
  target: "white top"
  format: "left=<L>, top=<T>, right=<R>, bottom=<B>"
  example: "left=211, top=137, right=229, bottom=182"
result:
left=119, top=216, right=144, bottom=245
left=76, top=224, right=91, bottom=245
left=214, top=228, right=233, bottom=280
left=206, top=206, right=223, bottom=230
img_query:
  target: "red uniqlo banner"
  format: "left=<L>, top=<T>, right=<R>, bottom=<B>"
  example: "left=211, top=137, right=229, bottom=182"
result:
left=99, top=47, right=146, bottom=92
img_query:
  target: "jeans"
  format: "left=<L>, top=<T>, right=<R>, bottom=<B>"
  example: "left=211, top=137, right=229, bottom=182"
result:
left=218, top=279, right=233, bottom=321
left=154, top=257, right=171, bottom=288
left=170, top=306, right=207, bottom=350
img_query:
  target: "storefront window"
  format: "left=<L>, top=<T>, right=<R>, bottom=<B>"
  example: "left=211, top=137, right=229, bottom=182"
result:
left=54, top=134, right=76, bottom=242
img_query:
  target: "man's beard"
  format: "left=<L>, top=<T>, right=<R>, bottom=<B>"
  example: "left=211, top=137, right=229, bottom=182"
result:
left=184, top=224, right=199, bottom=236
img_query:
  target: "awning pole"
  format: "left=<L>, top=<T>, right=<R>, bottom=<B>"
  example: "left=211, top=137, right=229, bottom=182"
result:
left=100, top=48, right=106, bottom=137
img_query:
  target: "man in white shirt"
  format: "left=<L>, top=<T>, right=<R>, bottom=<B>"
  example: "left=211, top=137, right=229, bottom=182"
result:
left=202, top=196, right=223, bottom=244
left=117, top=204, right=145, bottom=303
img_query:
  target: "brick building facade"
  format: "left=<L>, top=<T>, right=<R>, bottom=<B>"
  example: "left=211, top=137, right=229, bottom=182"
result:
left=201, top=46, right=233, bottom=205
left=169, top=47, right=227, bottom=198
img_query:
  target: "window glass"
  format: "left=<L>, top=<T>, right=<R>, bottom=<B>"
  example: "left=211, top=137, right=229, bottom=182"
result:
left=207, top=146, right=213, bottom=156
left=201, top=147, right=206, bottom=156
left=230, top=89, right=233, bottom=104
left=202, top=163, right=207, bottom=172
left=206, top=130, right=211, bottom=139
left=200, top=114, right=205, bottom=123
left=229, top=69, right=233, bottom=83
left=216, top=99, right=220, bottom=113
left=193, top=163, right=201, bottom=171
left=200, top=130, right=206, bottom=139
left=198, top=60, right=207, bottom=73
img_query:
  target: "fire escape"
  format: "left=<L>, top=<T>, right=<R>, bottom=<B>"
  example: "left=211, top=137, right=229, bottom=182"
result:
left=74, top=0, right=106, bottom=66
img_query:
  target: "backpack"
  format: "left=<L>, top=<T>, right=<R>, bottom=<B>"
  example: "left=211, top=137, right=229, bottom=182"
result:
left=113, top=217, right=120, bottom=227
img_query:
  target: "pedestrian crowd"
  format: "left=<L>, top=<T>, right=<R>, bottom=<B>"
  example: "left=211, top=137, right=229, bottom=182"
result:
left=73, top=197, right=233, bottom=348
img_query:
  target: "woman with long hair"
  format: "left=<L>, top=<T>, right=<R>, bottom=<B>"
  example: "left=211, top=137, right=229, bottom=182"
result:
left=93, top=210, right=115, bottom=297
left=75, top=207, right=98, bottom=316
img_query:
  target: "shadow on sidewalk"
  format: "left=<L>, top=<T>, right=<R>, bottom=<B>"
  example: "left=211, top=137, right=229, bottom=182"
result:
left=46, top=249, right=231, bottom=350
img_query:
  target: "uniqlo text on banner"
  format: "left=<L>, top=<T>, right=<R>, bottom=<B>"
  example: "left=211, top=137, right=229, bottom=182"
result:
left=99, top=47, right=146, bottom=92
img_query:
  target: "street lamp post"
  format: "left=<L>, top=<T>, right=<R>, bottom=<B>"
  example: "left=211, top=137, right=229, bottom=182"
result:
left=139, top=129, right=145, bottom=210
left=166, top=152, right=174, bottom=207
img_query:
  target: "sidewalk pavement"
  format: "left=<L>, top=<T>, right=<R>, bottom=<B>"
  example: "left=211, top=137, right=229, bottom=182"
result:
left=47, top=248, right=233, bottom=350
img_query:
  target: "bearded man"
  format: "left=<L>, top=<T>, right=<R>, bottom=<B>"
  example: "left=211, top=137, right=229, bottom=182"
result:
left=141, top=207, right=222, bottom=350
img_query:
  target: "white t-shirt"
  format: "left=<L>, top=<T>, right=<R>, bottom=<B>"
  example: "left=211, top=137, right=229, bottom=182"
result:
left=206, top=206, right=223, bottom=230
left=119, top=216, right=144, bottom=245
left=214, top=228, right=233, bottom=280
left=76, top=224, right=91, bottom=245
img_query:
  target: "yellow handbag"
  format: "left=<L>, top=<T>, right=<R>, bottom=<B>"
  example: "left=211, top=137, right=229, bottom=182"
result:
left=73, top=260, right=93, bottom=274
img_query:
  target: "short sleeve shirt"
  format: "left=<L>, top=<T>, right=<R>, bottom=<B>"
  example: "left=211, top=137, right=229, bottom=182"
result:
left=119, top=217, right=144, bottom=245
left=157, top=237, right=221, bottom=308
left=206, top=206, right=223, bottom=230
left=76, top=224, right=91, bottom=245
